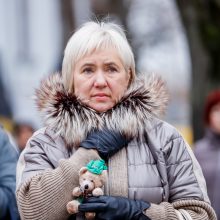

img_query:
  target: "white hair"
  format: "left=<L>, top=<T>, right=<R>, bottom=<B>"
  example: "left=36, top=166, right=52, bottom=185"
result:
left=62, top=21, right=135, bottom=93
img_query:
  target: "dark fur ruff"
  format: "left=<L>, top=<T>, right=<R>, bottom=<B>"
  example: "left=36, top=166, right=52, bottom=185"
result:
left=35, top=72, right=169, bottom=147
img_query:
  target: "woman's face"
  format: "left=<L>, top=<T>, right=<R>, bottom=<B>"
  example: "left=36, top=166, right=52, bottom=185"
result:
left=73, top=48, right=130, bottom=112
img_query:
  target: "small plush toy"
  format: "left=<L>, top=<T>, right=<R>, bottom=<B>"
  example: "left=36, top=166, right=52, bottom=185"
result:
left=66, top=159, right=107, bottom=219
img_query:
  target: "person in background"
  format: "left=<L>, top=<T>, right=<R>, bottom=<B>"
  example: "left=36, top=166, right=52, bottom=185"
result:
left=194, top=90, right=220, bottom=219
left=13, top=122, right=35, bottom=153
left=0, top=126, right=20, bottom=220
left=16, top=21, right=216, bottom=220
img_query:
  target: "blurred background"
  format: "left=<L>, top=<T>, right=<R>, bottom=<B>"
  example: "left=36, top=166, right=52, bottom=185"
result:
left=0, top=0, right=220, bottom=146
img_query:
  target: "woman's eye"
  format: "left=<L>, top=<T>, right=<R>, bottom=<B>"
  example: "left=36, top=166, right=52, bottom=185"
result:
left=107, top=66, right=117, bottom=73
left=82, top=68, right=93, bottom=74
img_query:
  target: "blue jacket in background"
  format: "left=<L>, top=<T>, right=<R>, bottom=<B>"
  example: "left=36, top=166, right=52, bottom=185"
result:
left=0, top=127, right=20, bottom=220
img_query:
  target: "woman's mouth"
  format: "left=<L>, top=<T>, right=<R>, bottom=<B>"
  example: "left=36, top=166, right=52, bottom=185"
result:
left=92, top=93, right=109, bottom=101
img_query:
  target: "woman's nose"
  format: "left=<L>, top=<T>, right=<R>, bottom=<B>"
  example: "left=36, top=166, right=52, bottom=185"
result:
left=93, top=71, right=107, bottom=88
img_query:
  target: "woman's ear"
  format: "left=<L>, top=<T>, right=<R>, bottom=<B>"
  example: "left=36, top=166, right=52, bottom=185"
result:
left=127, top=68, right=133, bottom=87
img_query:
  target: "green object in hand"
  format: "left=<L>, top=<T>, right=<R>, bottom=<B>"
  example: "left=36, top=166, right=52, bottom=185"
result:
left=86, top=159, right=107, bottom=175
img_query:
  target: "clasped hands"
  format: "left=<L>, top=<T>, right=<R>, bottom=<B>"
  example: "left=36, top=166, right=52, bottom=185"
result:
left=79, top=129, right=150, bottom=219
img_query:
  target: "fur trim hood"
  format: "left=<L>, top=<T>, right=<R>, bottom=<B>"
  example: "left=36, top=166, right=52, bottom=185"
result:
left=35, top=72, right=169, bottom=147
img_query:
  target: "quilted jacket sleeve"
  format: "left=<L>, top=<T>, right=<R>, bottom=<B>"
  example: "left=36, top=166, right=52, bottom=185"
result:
left=144, top=121, right=217, bottom=220
left=16, top=132, right=100, bottom=220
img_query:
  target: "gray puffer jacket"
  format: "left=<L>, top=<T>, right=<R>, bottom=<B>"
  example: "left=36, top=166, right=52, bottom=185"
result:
left=16, top=73, right=216, bottom=220
left=194, top=129, right=220, bottom=219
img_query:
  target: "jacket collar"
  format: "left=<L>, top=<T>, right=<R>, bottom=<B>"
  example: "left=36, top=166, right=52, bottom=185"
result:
left=35, top=72, right=169, bottom=147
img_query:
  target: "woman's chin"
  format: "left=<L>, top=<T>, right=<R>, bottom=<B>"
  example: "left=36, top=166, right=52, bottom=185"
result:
left=88, top=103, right=114, bottom=113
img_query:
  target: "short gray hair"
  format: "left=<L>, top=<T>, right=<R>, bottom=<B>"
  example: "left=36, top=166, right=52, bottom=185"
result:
left=62, top=21, right=135, bottom=93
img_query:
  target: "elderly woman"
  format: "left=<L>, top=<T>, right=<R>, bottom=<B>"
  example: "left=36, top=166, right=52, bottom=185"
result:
left=16, top=21, right=216, bottom=220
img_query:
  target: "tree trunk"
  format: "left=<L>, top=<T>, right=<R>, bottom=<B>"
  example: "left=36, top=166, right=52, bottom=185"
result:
left=176, top=1, right=211, bottom=141
left=60, top=0, right=76, bottom=46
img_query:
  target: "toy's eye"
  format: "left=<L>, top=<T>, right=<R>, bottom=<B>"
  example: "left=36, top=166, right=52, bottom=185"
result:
left=91, top=180, right=94, bottom=182
left=83, top=178, right=86, bottom=181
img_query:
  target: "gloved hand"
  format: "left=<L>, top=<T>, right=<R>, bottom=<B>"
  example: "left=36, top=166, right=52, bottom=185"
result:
left=80, top=129, right=130, bottom=159
left=79, top=195, right=151, bottom=220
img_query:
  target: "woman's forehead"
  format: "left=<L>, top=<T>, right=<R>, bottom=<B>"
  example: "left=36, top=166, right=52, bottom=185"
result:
left=76, top=47, right=125, bottom=66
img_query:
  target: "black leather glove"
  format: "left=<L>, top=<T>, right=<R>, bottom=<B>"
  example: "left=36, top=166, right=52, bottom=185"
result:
left=80, top=129, right=130, bottom=159
left=79, top=196, right=151, bottom=220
